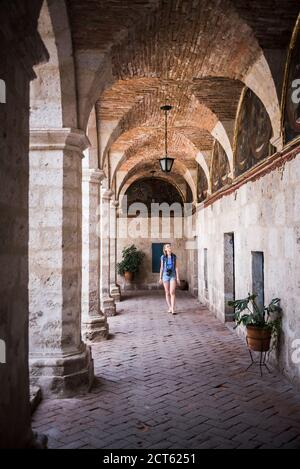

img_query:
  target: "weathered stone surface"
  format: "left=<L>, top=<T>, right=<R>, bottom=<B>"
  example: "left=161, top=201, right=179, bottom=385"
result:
left=82, top=164, right=109, bottom=342
left=30, top=386, right=42, bottom=415
left=0, top=0, right=46, bottom=449
left=198, top=155, right=300, bottom=386
left=100, top=187, right=117, bottom=316
left=110, top=200, right=121, bottom=302
left=29, top=345, right=94, bottom=398
left=29, top=129, right=94, bottom=396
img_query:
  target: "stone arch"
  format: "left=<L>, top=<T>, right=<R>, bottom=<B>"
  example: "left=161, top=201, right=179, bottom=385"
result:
left=118, top=164, right=196, bottom=206
left=30, top=0, right=77, bottom=129
left=122, top=176, right=186, bottom=212
left=118, top=161, right=197, bottom=205
left=83, top=106, right=99, bottom=170
left=243, top=55, right=282, bottom=149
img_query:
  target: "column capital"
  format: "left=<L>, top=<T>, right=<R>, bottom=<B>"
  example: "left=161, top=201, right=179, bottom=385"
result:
left=101, top=188, right=114, bottom=201
left=82, top=168, right=106, bottom=184
left=111, top=199, right=119, bottom=209
left=30, top=128, right=91, bottom=154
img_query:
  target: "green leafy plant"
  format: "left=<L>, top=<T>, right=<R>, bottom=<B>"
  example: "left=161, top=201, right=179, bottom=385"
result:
left=117, top=245, right=145, bottom=276
left=228, top=293, right=282, bottom=348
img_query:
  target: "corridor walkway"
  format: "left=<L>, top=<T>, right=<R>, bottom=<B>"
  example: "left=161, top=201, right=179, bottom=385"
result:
left=32, top=291, right=300, bottom=449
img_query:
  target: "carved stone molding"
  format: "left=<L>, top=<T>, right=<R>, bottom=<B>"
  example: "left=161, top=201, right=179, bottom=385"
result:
left=30, top=128, right=91, bottom=154
left=82, top=168, right=106, bottom=184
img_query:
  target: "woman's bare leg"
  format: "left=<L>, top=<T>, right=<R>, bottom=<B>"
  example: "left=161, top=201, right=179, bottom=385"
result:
left=163, top=281, right=172, bottom=311
left=170, top=279, right=177, bottom=314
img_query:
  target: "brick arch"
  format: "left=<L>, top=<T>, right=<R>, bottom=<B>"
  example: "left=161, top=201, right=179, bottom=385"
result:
left=112, top=128, right=207, bottom=203
left=100, top=79, right=234, bottom=174
left=79, top=0, right=281, bottom=145
left=116, top=161, right=197, bottom=206
left=119, top=174, right=187, bottom=208
left=101, top=100, right=231, bottom=189
left=113, top=128, right=198, bottom=163
left=117, top=161, right=197, bottom=205
left=111, top=127, right=204, bottom=183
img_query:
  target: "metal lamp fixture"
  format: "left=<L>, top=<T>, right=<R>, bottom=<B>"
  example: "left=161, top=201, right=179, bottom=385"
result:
left=159, top=105, right=175, bottom=173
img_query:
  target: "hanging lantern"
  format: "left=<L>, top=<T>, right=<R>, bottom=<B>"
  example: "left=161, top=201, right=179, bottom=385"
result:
left=159, top=105, right=175, bottom=173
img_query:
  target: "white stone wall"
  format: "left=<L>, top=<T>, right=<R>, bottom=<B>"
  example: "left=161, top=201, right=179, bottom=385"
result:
left=186, top=247, right=199, bottom=297
left=197, top=154, right=300, bottom=386
left=117, top=216, right=188, bottom=288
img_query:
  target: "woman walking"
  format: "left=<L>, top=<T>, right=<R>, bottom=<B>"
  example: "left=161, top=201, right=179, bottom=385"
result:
left=159, top=243, right=180, bottom=315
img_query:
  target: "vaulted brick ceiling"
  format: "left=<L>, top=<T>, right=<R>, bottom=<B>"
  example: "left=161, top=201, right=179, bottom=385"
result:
left=231, top=0, right=299, bottom=49
left=67, top=0, right=299, bottom=187
left=118, top=162, right=192, bottom=200
left=67, top=0, right=299, bottom=54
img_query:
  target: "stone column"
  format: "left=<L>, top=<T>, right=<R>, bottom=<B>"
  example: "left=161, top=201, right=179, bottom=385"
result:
left=110, top=200, right=121, bottom=302
left=82, top=168, right=109, bottom=342
left=29, top=128, right=94, bottom=397
left=100, top=188, right=116, bottom=316
left=0, top=1, right=46, bottom=447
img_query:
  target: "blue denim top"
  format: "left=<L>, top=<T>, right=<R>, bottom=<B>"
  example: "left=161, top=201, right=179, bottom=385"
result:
left=161, top=254, right=176, bottom=275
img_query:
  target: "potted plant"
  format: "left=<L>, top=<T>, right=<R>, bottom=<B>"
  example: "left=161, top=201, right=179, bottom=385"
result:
left=228, top=294, right=282, bottom=352
left=117, top=245, right=145, bottom=282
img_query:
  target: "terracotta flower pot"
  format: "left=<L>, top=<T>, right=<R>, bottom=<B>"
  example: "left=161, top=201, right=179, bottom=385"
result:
left=246, top=325, right=272, bottom=352
left=124, top=271, right=134, bottom=282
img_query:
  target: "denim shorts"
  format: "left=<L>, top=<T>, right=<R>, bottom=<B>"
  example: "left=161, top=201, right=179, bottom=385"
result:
left=162, top=273, right=176, bottom=283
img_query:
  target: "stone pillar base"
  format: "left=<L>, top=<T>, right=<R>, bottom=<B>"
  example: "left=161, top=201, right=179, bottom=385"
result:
left=27, top=432, right=48, bottom=449
left=101, top=296, right=116, bottom=317
left=82, top=316, right=109, bottom=343
left=29, top=344, right=94, bottom=398
left=110, top=284, right=121, bottom=302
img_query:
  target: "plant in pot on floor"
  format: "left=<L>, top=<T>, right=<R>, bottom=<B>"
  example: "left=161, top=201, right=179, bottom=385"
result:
left=117, top=245, right=145, bottom=282
left=228, top=294, right=282, bottom=353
